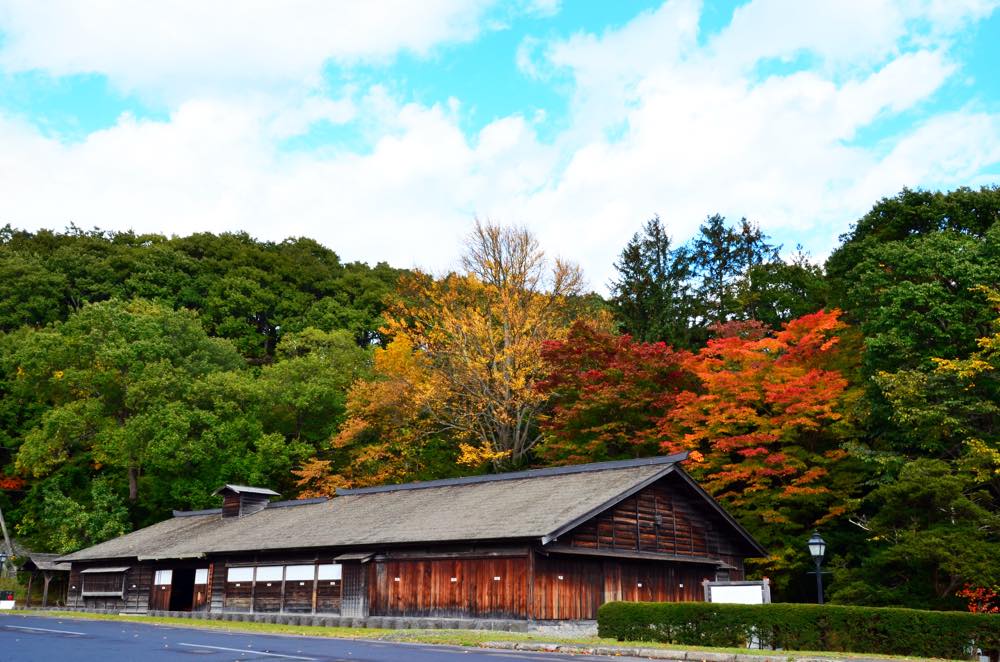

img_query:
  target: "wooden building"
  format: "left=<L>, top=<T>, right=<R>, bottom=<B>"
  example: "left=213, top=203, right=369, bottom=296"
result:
left=59, top=453, right=764, bottom=621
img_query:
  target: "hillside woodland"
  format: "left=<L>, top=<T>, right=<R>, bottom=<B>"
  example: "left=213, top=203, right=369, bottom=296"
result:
left=1, top=185, right=998, bottom=610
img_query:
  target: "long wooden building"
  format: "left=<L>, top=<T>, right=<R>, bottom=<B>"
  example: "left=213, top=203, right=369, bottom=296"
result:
left=59, top=453, right=764, bottom=621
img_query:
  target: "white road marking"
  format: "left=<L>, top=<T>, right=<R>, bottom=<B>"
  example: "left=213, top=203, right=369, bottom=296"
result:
left=4, top=625, right=85, bottom=636
left=177, top=642, right=318, bottom=660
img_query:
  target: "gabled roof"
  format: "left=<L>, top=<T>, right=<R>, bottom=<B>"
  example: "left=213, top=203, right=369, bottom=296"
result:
left=22, top=553, right=71, bottom=572
left=60, top=454, right=764, bottom=562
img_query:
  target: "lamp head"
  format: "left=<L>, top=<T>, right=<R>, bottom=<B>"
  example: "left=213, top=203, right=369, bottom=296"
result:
left=807, top=531, right=827, bottom=560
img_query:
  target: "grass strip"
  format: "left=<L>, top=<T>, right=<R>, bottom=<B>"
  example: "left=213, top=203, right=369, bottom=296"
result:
left=1, top=610, right=958, bottom=661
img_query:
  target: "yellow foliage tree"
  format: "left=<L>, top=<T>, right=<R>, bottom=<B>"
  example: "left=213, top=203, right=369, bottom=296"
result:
left=296, top=221, right=601, bottom=491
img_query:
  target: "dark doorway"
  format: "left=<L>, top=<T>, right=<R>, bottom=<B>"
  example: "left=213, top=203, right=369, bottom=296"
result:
left=169, top=568, right=196, bottom=611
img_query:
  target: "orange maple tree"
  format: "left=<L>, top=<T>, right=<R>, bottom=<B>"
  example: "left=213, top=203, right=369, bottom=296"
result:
left=659, top=310, right=856, bottom=565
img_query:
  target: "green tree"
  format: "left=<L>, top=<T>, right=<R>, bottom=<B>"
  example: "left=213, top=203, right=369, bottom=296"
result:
left=831, top=459, right=1000, bottom=609
left=825, top=187, right=1000, bottom=477
left=737, top=250, right=828, bottom=329
left=15, top=478, right=129, bottom=554
left=12, top=300, right=243, bottom=504
left=611, top=215, right=782, bottom=348
left=0, top=253, right=68, bottom=331
left=687, top=214, right=780, bottom=328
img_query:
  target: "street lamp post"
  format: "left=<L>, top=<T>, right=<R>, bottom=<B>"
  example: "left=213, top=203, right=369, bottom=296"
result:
left=807, top=531, right=827, bottom=604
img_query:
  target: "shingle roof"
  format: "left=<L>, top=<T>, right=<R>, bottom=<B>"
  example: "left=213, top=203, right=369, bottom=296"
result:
left=23, top=553, right=71, bottom=572
left=60, top=453, right=759, bottom=562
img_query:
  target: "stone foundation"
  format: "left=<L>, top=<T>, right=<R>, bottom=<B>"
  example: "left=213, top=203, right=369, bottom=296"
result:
left=28, top=607, right=595, bottom=633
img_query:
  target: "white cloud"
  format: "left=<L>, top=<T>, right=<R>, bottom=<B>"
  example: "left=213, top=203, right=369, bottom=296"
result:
left=0, top=0, right=500, bottom=100
left=0, top=93, right=556, bottom=276
left=0, top=0, right=998, bottom=292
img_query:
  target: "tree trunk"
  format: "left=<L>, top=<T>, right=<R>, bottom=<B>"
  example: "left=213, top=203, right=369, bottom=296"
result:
left=0, top=504, right=15, bottom=578
left=128, top=466, right=139, bottom=502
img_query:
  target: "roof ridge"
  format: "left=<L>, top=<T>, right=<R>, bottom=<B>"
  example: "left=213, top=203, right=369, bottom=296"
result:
left=337, top=452, right=689, bottom=496
left=173, top=508, right=222, bottom=517
left=172, top=497, right=327, bottom=518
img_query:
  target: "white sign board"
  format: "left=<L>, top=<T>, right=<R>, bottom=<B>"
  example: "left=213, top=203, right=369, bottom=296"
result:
left=703, top=579, right=771, bottom=604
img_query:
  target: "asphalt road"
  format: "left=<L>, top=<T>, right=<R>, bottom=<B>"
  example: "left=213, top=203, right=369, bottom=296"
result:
left=0, top=614, right=640, bottom=662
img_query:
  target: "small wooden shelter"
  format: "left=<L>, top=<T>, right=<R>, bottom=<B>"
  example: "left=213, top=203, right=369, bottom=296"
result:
left=23, top=553, right=71, bottom=607
left=59, top=453, right=764, bottom=620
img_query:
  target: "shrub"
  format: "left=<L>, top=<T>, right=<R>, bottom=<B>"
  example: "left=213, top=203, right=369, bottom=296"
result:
left=597, top=601, right=1000, bottom=660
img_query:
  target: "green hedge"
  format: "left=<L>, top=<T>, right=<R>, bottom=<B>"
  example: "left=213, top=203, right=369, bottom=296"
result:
left=597, top=601, right=1000, bottom=660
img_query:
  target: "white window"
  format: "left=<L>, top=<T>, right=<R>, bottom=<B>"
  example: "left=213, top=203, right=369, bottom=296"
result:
left=317, top=564, right=341, bottom=580
left=154, top=570, right=172, bottom=585
left=284, top=565, right=315, bottom=581
left=255, top=566, right=283, bottom=582
left=227, top=567, right=253, bottom=582
left=194, top=569, right=209, bottom=585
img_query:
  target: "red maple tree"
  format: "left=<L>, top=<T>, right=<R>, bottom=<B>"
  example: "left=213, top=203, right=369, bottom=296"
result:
left=537, top=321, right=696, bottom=464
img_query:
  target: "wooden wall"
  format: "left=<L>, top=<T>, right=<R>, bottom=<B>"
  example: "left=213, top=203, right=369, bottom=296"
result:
left=67, top=564, right=153, bottom=613
left=369, top=556, right=528, bottom=619
left=564, top=473, right=747, bottom=572
left=529, top=555, right=601, bottom=620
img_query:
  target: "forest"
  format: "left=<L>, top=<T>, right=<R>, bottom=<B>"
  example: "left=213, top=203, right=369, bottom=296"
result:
left=0, top=185, right=998, bottom=611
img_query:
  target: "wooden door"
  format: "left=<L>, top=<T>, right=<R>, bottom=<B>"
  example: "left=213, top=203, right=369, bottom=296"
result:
left=149, top=569, right=172, bottom=611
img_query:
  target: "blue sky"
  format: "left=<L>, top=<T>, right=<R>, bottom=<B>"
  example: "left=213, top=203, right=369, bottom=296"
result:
left=1, top=0, right=998, bottom=290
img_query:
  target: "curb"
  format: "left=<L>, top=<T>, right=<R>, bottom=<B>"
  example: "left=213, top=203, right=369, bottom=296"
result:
left=480, top=641, right=913, bottom=662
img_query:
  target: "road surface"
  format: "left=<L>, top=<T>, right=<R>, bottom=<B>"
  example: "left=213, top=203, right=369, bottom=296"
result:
left=0, top=613, right=641, bottom=662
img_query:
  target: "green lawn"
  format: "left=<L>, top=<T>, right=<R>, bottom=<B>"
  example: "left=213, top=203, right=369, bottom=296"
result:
left=1, top=610, right=962, bottom=661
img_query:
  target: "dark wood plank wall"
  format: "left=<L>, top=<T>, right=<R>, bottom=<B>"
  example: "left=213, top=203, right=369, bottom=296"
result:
left=66, top=564, right=153, bottom=613
left=67, top=568, right=82, bottom=608
left=369, top=557, right=528, bottom=619
left=564, top=476, right=744, bottom=562
left=342, top=561, right=368, bottom=617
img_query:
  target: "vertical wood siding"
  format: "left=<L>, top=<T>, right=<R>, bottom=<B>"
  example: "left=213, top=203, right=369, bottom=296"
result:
left=369, top=557, right=528, bottom=619
left=529, top=555, right=601, bottom=620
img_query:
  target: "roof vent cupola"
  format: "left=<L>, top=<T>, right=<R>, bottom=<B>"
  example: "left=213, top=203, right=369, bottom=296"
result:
left=214, top=484, right=279, bottom=518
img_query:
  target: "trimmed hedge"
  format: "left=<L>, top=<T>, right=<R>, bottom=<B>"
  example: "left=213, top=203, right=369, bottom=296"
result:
left=597, top=601, right=1000, bottom=660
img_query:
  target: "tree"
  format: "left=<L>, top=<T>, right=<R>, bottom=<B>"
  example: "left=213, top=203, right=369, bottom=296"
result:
left=12, top=300, right=244, bottom=504
left=611, top=216, right=695, bottom=346
left=830, top=459, right=1000, bottom=609
left=536, top=321, right=695, bottom=464
left=687, top=215, right=780, bottom=328
left=611, top=215, right=782, bottom=348
left=0, top=253, right=68, bottom=331
left=737, top=250, right=828, bottom=328
left=825, top=187, right=1000, bottom=483
left=875, top=286, right=1000, bottom=499
left=382, top=221, right=590, bottom=468
left=294, top=335, right=458, bottom=494
left=659, top=310, right=858, bottom=578
left=15, top=478, right=129, bottom=554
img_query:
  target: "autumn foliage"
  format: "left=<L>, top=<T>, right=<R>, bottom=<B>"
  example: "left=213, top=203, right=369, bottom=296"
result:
left=537, top=322, right=696, bottom=464
left=956, top=585, right=1000, bottom=614
left=535, top=310, right=856, bottom=577
left=662, top=312, right=849, bottom=509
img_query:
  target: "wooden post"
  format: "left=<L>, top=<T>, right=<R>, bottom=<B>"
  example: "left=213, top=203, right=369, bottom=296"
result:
left=42, top=572, right=52, bottom=607
left=25, top=572, right=34, bottom=608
